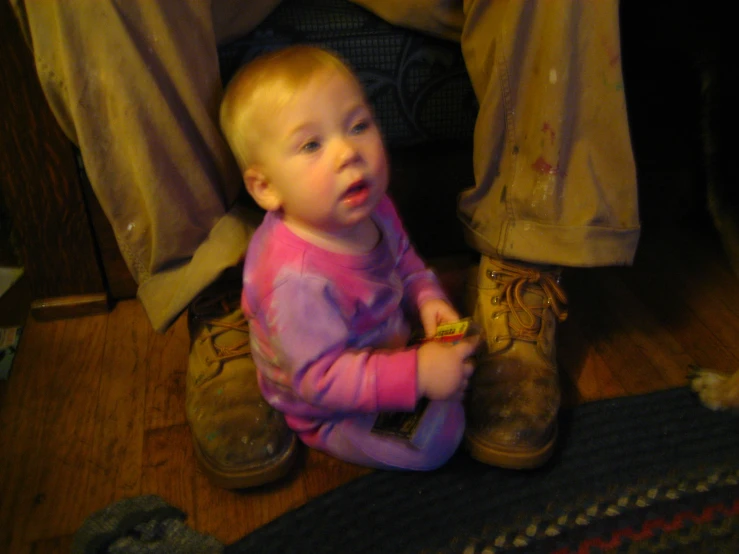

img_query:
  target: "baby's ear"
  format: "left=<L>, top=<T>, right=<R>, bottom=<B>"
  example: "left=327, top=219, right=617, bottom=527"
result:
left=244, top=167, right=282, bottom=211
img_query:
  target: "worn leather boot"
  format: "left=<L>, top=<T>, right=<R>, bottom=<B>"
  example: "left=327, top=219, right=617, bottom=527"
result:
left=186, top=276, right=298, bottom=489
left=465, top=257, right=568, bottom=469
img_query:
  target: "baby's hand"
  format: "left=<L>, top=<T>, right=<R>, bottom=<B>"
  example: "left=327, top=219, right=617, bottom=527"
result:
left=419, top=298, right=460, bottom=338
left=417, top=336, right=479, bottom=401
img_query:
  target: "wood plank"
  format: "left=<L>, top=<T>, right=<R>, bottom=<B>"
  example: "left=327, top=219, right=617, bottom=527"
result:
left=143, top=311, right=189, bottom=430
left=192, top=457, right=308, bottom=544
left=0, top=318, right=52, bottom=554
left=593, top=269, right=692, bottom=387
left=302, top=448, right=372, bottom=501
left=622, top=229, right=739, bottom=372
left=141, top=423, right=196, bottom=524
left=83, top=301, right=150, bottom=511
left=565, top=268, right=670, bottom=395
left=25, top=315, right=108, bottom=543
left=0, top=314, right=108, bottom=550
left=658, top=230, right=739, bottom=359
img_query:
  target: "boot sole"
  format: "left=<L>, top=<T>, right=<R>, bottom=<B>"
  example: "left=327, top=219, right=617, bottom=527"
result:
left=193, top=433, right=299, bottom=489
left=464, top=424, right=557, bottom=469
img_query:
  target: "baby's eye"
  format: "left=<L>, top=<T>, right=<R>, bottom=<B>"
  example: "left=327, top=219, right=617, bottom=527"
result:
left=350, top=120, right=370, bottom=134
left=300, top=139, right=321, bottom=153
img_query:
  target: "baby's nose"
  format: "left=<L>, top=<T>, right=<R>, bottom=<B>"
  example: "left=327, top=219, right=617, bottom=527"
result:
left=336, top=138, right=360, bottom=167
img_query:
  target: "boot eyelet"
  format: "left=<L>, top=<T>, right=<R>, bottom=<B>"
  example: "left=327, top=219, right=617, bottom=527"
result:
left=493, top=336, right=501, bottom=343
left=491, top=296, right=500, bottom=305
left=487, top=270, right=498, bottom=281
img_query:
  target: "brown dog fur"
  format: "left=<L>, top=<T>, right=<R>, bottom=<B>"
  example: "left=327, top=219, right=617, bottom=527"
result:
left=689, top=365, right=739, bottom=412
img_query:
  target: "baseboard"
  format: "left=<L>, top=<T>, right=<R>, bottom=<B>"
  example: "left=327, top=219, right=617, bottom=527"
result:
left=30, top=294, right=112, bottom=321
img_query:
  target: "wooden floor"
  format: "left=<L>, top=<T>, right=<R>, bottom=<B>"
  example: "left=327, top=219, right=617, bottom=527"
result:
left=2, top=221, right=739, bottom=553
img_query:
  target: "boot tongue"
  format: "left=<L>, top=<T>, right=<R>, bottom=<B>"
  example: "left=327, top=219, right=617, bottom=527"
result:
left=506, top=287, right=544, bottom=337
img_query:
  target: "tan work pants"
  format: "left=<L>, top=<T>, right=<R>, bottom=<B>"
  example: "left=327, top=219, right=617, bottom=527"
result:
left=13, top=0, right=639, bottom=332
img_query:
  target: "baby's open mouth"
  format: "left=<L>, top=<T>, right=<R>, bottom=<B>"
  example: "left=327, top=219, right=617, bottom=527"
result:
left=342, top=180, right=370, bottom=206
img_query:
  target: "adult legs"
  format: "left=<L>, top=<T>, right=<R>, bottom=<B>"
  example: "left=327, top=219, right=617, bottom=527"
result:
left=14, top=0, right=640, bottom=479
left=13, top=0, right=273, bottom=331
left=12, top=0, right=296, bottom=487
left=353, top=0, right=639, bottom=467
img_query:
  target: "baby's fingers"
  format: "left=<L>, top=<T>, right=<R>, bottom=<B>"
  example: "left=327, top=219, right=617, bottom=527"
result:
left=461, top=357, right=476, bottom=378
left=455, top=335, right=481, bottom=357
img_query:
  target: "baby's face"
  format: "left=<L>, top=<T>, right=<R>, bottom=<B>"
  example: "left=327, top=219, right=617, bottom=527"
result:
left=254, top=70, right=388, bottom=239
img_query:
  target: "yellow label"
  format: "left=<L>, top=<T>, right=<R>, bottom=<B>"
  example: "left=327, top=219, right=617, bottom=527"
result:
left=434, top=319, right=471, bottom=340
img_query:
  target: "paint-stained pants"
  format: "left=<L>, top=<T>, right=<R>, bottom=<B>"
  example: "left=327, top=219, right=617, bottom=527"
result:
left=12, top=0, right=639, bottom=332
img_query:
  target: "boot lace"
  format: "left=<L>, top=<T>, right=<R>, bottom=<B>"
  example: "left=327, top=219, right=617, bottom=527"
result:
left=487, top=261, right=568, bottom=343
left=191, top=291, right=251, bottom=381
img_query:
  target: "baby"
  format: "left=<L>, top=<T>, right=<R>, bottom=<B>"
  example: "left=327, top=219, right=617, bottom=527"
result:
left=220, top=45, right=479, bottom=470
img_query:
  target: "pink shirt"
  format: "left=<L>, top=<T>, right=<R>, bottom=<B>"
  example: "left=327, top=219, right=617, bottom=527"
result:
left=242, top=195, right=448, bottom=435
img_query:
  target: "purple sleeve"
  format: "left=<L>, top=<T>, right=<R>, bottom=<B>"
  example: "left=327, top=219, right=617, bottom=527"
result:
left=264, top=276, right=418, bottom=412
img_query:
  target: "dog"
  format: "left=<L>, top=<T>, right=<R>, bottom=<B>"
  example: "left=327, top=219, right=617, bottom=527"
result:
left=689, top=365, right=739, bottom=411
left=697, top=14, right=739, bottom=281
left=685, top=13, right=739, bottom=412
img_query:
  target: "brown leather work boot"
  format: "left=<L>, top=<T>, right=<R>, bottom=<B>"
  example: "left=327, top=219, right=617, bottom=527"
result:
left=465, top=257, right=568, bottom=469
left=186, top=276, right=298, bottom=489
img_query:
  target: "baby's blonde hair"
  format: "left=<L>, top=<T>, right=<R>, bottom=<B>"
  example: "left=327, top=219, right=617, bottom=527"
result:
left=220, top=45, right=361, bottom=172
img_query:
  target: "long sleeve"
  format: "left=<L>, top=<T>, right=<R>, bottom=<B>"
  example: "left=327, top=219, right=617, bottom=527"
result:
left=258, top=275, right=418, bottom=415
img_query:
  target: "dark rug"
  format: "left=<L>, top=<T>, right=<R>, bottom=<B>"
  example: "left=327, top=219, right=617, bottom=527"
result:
left=74, top=387, right=739, bottom=554
left=228, top=387, right=739, bottom=554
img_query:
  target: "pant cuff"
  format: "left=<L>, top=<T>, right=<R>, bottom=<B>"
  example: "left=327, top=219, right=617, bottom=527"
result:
left=138, top=204, right=261, bottom=332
